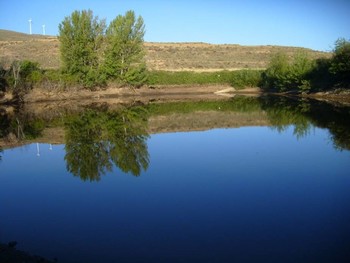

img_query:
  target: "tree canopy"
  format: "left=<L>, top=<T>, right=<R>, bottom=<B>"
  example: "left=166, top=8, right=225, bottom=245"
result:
left=58, top=9, right=146, bottom=88
left=103, top=10, right=147, bottom=87
left=58, top=10, right=106, bottom=87
left=330, top=38, right=350, bottom=87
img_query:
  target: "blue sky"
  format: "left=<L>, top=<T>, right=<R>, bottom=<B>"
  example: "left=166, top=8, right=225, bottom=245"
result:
left=0, top=0, right=349, bottom=51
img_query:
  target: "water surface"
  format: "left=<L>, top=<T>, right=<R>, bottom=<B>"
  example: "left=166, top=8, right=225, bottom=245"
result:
left=1, top=96, right=350, bottom=262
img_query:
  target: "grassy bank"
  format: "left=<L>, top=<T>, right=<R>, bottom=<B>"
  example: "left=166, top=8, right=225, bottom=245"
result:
left=1, top=62, right=263, bottom=100
left=147, top=69, right=262, bottom=88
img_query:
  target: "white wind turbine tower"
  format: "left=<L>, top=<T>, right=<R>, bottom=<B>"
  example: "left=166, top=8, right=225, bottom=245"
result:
left=42, top=24, right=46, bottom=35
left=28, top=18, right=32, bottom=34
left=36, top=143, right=40, bottom=157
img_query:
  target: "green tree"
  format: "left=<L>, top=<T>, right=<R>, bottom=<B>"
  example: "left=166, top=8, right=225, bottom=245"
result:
left=309, top=57, right=333, bottom=91
left=330, top=38, right=350, bottom=87
left=261, top=52, right=290, bottom=91
left=58, top=10, right=106, bottom=88
left=261, top=52, right=314, bottom=92
left=103, top=10, right=147, bottom=87
left=289, top=52, right=314, bottom=92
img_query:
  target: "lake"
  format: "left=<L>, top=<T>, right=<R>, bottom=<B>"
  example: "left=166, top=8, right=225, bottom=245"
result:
left=1, top=95, right=350, bottom=262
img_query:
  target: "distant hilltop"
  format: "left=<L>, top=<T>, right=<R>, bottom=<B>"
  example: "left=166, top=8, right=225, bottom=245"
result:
left=0, top=29, right=331, bottom=71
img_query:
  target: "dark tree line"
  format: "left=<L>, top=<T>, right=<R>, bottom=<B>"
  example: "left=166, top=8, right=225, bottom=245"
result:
left=261, top=38, right=350, bottom=92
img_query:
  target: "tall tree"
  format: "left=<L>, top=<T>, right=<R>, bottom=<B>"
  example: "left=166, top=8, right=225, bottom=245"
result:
left=330, top=38, right=350, bottom=87
left=58, top=10, right=105, bottom=87
left=103, top=10, right=147, bottom=87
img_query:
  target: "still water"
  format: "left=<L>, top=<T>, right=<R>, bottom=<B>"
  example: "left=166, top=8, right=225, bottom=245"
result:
left=1, top=96, right=350, bottom=262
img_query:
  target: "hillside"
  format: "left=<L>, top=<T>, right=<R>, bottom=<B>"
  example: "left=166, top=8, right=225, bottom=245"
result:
left=0, top=29, right=331, bottom=71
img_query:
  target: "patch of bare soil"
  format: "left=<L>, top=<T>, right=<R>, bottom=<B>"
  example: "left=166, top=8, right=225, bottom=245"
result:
left=305, top=90, right=350, bottom=106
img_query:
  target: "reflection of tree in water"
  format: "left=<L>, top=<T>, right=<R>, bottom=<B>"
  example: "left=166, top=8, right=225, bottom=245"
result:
left=260, top=95, right=350, bottom=151
left=1, top=108, right=46, bottom=162
left=305, top=101, right=350, bottom=150
left=0, top=108, right=45, bottom=142
left=64, top=106, right=149, bottom=182
left=259, top=96, right=312, bottom=139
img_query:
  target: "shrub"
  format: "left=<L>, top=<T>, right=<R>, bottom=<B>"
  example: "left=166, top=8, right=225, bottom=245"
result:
left=330, top=38, right=350, bottom=88
left=231, top=70, right=262, bottom=88
left=261, top=52, right=314, bottom=92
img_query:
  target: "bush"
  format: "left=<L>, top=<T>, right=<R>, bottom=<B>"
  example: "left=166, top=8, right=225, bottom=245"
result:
left=308, top=58, right=333, bottom=91
left=261, top=52, right=314, bottom=92
left=231, top=70, right=262, bottom=88
left=330, top=38, right=350, bottom=88
left=3, top=60, right=44, bottom=97
left=261, top=38, right=350, bottom=92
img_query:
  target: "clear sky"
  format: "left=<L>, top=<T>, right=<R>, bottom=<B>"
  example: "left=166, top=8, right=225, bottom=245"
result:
left=0, top=0, right=349, bottom=51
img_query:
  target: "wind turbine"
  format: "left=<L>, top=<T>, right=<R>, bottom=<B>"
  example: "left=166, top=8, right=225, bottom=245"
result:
left=42, top=24, right=46, bottom=35
left=36, top=143, right=40, bottom=157
left=28, top=18, right=32, bottom=35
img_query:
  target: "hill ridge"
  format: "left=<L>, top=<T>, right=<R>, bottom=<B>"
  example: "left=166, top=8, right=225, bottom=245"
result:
left=0, top=29, right=331, bottom=71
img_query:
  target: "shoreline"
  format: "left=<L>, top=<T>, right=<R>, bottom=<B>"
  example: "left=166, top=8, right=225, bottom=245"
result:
left=1, top=84, right=350, bottom=107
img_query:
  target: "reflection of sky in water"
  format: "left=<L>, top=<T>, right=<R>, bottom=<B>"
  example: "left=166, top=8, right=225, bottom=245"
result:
left=1, top=126, right=350, bottom=263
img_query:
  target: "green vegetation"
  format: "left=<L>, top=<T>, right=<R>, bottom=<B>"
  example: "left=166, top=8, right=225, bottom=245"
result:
left=59, top=10, right=106, bottom=88
left=58, top=9, right=147, bottom=88
left=329, top=38, right=350, bottom=88
left=103, top=10, right=147, bottom=87
left=261, top=52, right=314, bottom=92
left=147, top=69, right=262, bottom=88
left=0, top=20, right=348, bottom=98
left=0, top=60, right=43, bottom=98
left=261, top=38, right=350, bottom=92
left=147, top=70, right=232, bottom=85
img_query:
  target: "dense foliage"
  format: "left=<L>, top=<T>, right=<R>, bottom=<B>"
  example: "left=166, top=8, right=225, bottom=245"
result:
left=103, top=11, right=147, bottom=87
left=261, top=38, right=350, bottom=92
left=0, top=60, right=42, bottom=98
left=58, top=10, right=106, bottom=88
left=58, top=9, right=146, bottom=88
left=330, top=38, right=350, bottom=88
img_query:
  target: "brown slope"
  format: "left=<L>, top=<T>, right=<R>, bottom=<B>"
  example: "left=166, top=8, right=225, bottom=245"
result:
left=0, top=29, right=331, bottom=71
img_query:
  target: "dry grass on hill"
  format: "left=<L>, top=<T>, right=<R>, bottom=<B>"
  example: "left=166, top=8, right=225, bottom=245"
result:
left=0, top=29, right=331, bottom=71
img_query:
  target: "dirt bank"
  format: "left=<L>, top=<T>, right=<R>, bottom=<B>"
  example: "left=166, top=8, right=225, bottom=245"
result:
left=19, top=84, right=240, bottom=105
